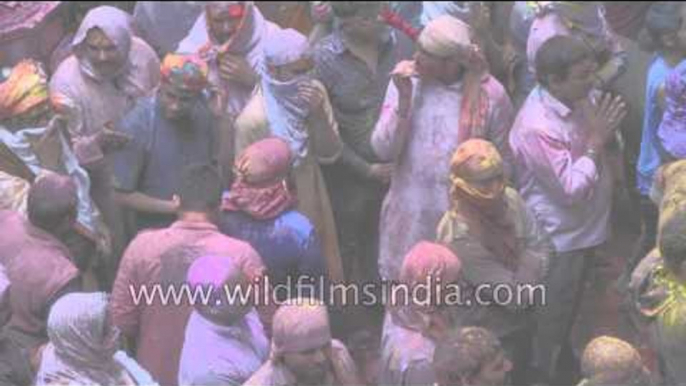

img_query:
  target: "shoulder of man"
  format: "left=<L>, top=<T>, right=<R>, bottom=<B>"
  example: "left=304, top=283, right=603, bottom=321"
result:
left=116, top=96, right=157, bottom=136
left=311, top=34, right=345, bottom=72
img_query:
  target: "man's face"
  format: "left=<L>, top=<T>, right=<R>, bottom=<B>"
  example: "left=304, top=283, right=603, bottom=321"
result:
left=84, top=28, right=122, bottom=77
left=207, top=3, right=245, bottom=45
left=268, top=57, right=314, bottom=83
left=549, top=58, right=597, bottom=105
left=282, top=342, right=332, bottom=385
left=159, top=82, right=200, bottom=121
left=472, top=352, right=512, bottom=386
left=414, top=48, right=465, bottom=85
left=339, top=11, right=387, bottom=43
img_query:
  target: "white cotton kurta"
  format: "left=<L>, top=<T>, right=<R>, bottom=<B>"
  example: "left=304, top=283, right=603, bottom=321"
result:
left=372, top=76, right=514, bottom=281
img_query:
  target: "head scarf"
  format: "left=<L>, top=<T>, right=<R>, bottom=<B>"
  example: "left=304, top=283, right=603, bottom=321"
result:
left=199, top=2, right=266, bottom=67
left=581, top=336, right=650, bottom=386
left=418, top=15, right=490, bottom=143
left=36, top=292, right=125, bottom=386
left=392, top=242, right=462, bottom=340
left=72, top=6, right=133, bottom=82
left=160, top=53, right=209, bottom=92
left=271, top=298, right=331, bottom=358
left=447, top=139, right=518, bottom=270
left=187, top=254, right=248, bottom=318
left=262, top=29, right=312, bottom=164
left=223, top=137, right=296, bottom=220
left=0, top=60, right=49, bottom=121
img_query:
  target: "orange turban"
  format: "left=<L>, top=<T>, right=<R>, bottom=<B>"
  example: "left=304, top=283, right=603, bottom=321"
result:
left=0, top=60, right=49, bottom=121
left=160, top=53, right=209, bottom=92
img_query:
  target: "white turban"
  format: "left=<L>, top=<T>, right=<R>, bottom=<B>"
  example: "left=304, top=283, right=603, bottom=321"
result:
left=418, top=15, right=474, bottom=59
left=271, top=298, right=331, bottom=356
left=264, top=28, right=309, bottom=67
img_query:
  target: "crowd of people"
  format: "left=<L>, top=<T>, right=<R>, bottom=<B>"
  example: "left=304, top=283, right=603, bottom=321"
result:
left=0, top=1, right=683, bottom=385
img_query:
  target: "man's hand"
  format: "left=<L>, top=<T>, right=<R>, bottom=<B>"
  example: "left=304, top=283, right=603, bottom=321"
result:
left=393, top=74, right=413, bottom=112
left=584, top=93, right=627, bottom=152
left=219, top=54, right=257, bottom=87
left=298, top=81, right=326, bottom=115
left=367, top=163, right=394, bottom=184
left=391, top=61, right=414, bottom=115
left=208, top=85, right=228, bottom=117
left=96, top=125, right=131, bottom=153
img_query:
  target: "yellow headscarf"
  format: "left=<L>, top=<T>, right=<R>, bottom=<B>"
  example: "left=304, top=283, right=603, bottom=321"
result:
left=449, top=139, right=505, bottom=204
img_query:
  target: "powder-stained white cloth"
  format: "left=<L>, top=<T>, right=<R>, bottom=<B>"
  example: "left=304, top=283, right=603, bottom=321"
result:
left=177, top=2, right=281, bottom=116
left=36, top=292, right=158, bottom=386
left=178, top=310, right=269, bottom=386
left=262, top=29, right=312, bottom=164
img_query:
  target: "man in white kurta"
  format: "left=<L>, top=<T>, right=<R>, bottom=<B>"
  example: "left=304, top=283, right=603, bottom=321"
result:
left=372, top=15, right=514, bottom=281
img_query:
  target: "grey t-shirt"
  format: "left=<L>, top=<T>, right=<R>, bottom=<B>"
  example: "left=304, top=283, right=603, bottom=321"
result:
left=112, top=95, right=216, bottom=231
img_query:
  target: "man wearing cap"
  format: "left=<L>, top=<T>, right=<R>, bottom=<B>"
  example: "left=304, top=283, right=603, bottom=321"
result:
left=373, top=14, right=514, bottom=282
left=243, top=299, right=361, bottom=386
left=111, top=53, right=218, bottom=233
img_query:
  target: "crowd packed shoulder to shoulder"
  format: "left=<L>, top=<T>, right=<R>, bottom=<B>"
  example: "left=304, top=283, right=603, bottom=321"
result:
left=0, top=2, right=685, bottom=386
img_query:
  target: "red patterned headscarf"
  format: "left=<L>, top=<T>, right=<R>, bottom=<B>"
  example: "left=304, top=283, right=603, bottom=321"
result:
left=392, top=242, right=462, bottom=340
left=222, top=137, right=296, bottom=220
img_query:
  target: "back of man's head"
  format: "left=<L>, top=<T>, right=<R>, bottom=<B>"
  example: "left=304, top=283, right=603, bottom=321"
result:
left=535, top=35, right=593, bottom=87
left=27, top=174, right=77, bottom=233
left=659, top=206, right=686, bottom=274
left=433, top=327, right=506, bottom=386
left=178, top=164, right=222, bottom=213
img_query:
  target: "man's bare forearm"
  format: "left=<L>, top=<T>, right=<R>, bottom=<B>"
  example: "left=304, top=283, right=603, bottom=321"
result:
left=115, top=191, right=177, bottom=214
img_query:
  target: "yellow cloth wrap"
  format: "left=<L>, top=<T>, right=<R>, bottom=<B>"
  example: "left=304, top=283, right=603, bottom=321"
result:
left=0, top=60, right=49, bottom=121
left=449, top=139, right=505, bottom=204
left=653, top=266, right=686, bottom=332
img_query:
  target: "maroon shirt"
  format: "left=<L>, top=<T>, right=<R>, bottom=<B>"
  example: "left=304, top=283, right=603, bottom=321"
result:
left=0, top=211, right=79, bottom=350
left=110, top=220, right=265, bottom=386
